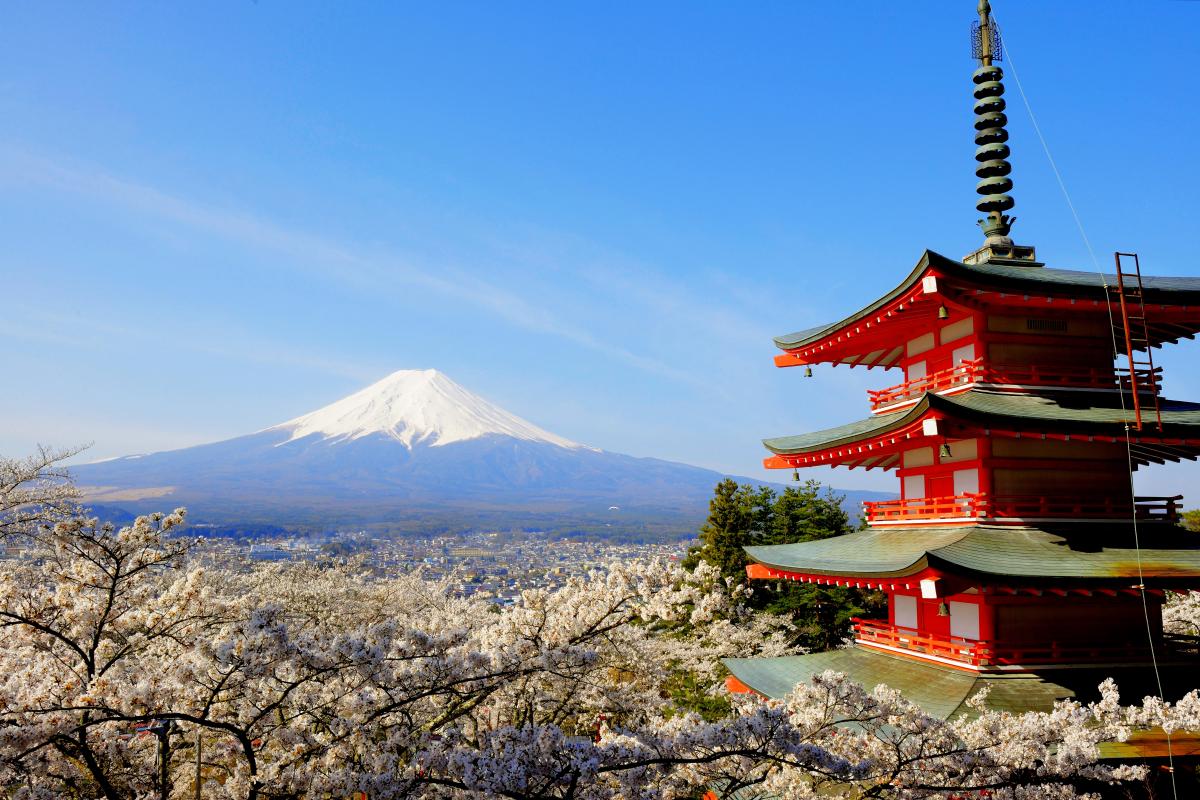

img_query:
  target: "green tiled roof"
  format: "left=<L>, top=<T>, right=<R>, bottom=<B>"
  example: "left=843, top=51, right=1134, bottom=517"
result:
left=762, top=389, right=1200, bottom=455
left=960, top=257, right=1200, bottom=296
left=745, top=523, right=1200, bottom=581
left=958, top=259, right=1200, bottom=295
left=932, top=526, right=1200, bottom=579
left=725, top=648, right=1200, bottom=725
left=744, top=527, right=966, bottom=577
left=723, top=647, right=1075, bottom=719
left=761, top=408, right=909, bottom=455
left=774, top=250, right=1200, bottom=350
left=945, top=391, right=1200, bottom=430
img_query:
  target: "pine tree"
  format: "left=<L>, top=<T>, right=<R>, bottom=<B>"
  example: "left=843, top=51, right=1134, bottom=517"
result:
left=766, top=480, right=849, bottom=545
left=687, top=478, right=883, bottom=651
left=683, top=479, right=773, bottom=585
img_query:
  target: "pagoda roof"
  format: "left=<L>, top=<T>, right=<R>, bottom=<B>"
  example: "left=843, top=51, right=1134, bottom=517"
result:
left=723, top=647, right=1200, bottom=724
left=743, top=523, right=1200, bottom=583
left=763, top=389, right=1200, bottom=467
left=774, top=250, right=1200, bottom=354
left=723, top=647, right=1075, bottom=718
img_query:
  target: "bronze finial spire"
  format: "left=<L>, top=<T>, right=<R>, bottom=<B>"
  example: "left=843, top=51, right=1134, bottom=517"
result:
left=972, top=0, right=1013, bottom=241
left=963, top=0, right=1040, bottom=266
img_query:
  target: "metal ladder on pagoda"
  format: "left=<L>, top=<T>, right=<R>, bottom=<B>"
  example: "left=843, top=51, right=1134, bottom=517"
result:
left=1110, top=252, right=1163, bottom=432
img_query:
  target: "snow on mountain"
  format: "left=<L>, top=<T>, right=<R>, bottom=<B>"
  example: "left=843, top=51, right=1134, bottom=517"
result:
left=267, top=369, right=585, bottom=450
left=69, top=367, right=891, bottom=534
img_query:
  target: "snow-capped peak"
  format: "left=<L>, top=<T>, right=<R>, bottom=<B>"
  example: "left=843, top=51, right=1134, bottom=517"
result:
left=269, top=369, right=585, bottom=450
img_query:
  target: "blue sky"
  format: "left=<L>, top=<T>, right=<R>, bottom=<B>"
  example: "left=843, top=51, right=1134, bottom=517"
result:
left=2, top=2, right=1198, bottom=495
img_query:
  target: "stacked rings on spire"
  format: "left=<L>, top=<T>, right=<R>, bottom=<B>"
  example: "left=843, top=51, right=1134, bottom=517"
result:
left=973, top=64, right=1014, bottom=213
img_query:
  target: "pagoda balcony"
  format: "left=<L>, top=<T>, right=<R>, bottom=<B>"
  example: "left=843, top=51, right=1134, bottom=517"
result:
left=851, top=618, right=992, bottom=667
left=851, top=618, right=1192, bottom=669
left=862, top=492, right=1183, bottom=525
left=867, top=358, right=1160, bottom=413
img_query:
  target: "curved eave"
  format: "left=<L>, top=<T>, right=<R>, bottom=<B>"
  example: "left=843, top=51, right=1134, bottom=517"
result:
left=931, top=388, right=1200, bottom=431
left=955, top=258, right=1200, bottom=303
left=745, top=531, right=951, bottom=580
left=724, top=651, right=1200, bottom=723
left=744, top=524, right=1200, bottom=583
left=763, top=396, right=933, bottom=456
left=763, top=390, right=1200, bottom=468
left=773, top=251, right=936, bottom=351
left=933, top=391, right=1200, bottom=471
left=722, top=649, right=1000, bottom=715
left=723, top=649, right=1087, bottom=718
left=774, top=250, right=1200, bottom=355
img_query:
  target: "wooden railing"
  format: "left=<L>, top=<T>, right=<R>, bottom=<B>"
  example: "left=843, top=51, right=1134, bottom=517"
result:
left=1132, top=495, right=1186, bottom=521
left=852, top=618, right=991, bottom=666
left=868, top=359, right=984, bottom=410
left=868, top=359, right=1159, bottom=411
left=862, top=493, right=985, bottom=523
left=853, top=618, right=1191, bottom=668
left=863, top=492, right=1183, bottom=524
left=982, top=494, right=1183, bottom=522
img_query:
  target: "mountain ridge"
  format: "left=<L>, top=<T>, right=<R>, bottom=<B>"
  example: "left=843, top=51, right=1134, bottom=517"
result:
left=70, top=370, right=892, bottom=538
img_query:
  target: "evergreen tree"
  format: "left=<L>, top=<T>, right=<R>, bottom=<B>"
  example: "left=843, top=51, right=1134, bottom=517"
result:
left=687, top=478, right=883, bottom=652
left=766, top=480, right=850, bottom=545
left=682, top=479, right=774, bottom=584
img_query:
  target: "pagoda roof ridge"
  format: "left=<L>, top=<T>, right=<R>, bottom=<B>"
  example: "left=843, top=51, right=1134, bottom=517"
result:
left=774, top=249, right=1200, bottom=352
left=722, top=648, right=1079, bottom=715
left=1160, top=396, right=1200, bottom=413
left=774, top=249, right=940, bottom=351
left=743, top=523, right=1200, bottom=582
left=744, top=526, right=957, bottom=577
left=723, top=649, right=1200, bottom=723
left=762, top=388, right=1200, bottom=456
left=762, top=401, right=910, bottom=456
left=939, top=388, right=1200, bottom=430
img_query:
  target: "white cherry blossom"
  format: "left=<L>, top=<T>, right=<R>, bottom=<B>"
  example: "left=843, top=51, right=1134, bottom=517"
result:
left=0, top=451, right=1194, bottom=799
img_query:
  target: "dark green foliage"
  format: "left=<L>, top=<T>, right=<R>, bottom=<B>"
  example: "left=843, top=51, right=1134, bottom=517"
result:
left=662, top=669, right=732, bottom=722
left=685, top=478, right=884, bottom=651
left=760, top=583, right=881, bottom=652
left=682, top=479, right=774, bottom=579
left=683, top=479, right=848, bottom=579
left=765, top=479, right=851, bottom=545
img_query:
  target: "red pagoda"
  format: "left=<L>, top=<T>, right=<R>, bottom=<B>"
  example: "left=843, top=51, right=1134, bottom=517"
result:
left=724, top=1, right=1200, bottom=728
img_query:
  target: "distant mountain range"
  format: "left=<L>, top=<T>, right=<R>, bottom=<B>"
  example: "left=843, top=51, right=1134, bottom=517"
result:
left=71, top=369, right=891, bottom=538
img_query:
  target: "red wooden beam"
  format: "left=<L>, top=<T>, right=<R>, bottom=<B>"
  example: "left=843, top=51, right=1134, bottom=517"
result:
left=725, top=675, right=755, bottom=695
left=745, top=563, right=775, bottom=581
left=763, top=419, right=929, bottom=472
left=744, top=563, right=947, bottom=591
left=774, top=351, right=808, bottom=368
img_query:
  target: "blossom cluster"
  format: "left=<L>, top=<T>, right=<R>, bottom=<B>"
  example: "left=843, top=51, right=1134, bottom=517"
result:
left=0, top=452, right=1196, bottom=799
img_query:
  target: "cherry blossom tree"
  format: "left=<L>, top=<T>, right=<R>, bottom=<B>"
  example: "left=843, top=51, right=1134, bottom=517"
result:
left=1163, top=590, right=1200, bottom=637
left=0, top=445, right=82, bottom=540
left=1, top=450, right=1197, bottom=800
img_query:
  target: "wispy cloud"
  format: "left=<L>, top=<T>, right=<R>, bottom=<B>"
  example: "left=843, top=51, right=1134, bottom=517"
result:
left=477, top=223, right=779, bottom=352
left=0, top=409, right=221, bottom=464
left=0, top=306, right=383, bottom=383
left=0, top=146, right=707, bottom=387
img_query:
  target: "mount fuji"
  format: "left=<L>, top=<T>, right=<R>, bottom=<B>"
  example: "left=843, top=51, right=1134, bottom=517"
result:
left=70, top=369, right=884, bottom=537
